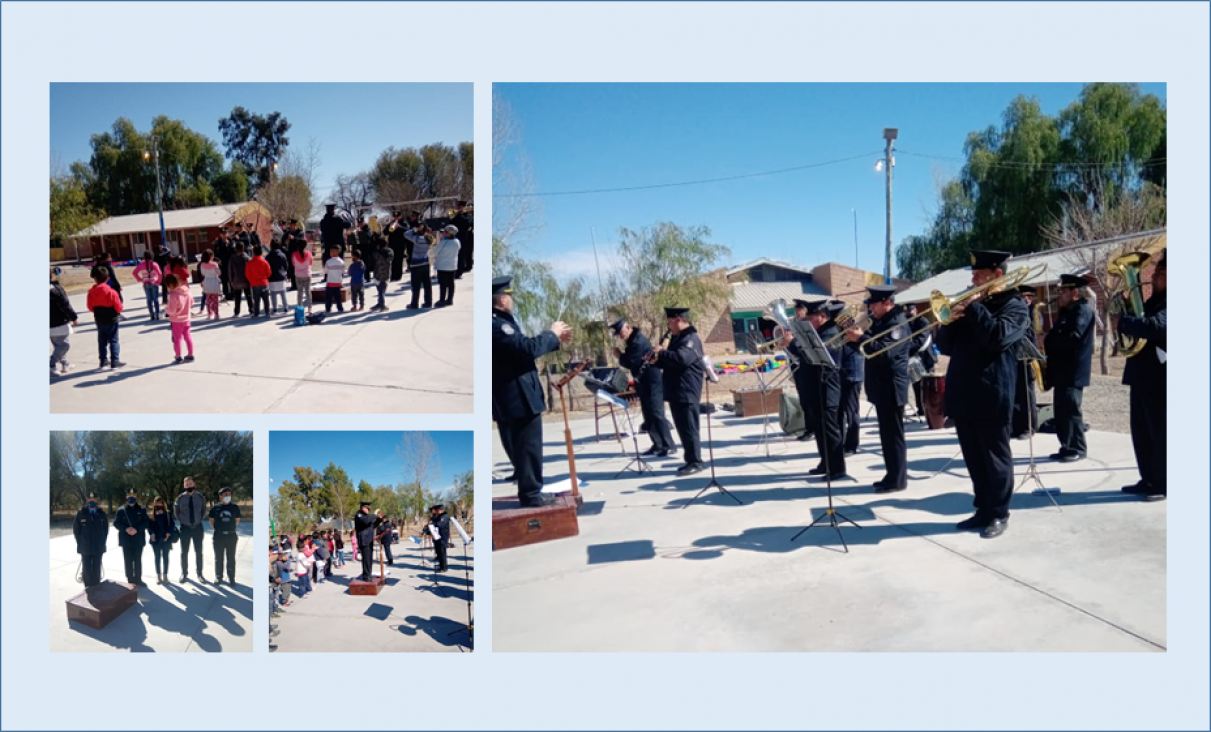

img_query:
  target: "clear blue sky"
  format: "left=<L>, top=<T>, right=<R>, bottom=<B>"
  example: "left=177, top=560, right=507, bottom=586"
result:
left=50, top=82, right=472, bottom=204
left=268, top=431, right=473, bottom=497
left=495, top=82, right=1166, bottom=281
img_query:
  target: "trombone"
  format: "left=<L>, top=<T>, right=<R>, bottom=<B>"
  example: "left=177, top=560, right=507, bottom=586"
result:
left=861, top=264, right=1044, bottom=359
left=823, top=304, right=872, bottom=348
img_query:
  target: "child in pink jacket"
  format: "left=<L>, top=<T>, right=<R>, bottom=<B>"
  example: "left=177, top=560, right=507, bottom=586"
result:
left=164, top=273, right=195, bottom=363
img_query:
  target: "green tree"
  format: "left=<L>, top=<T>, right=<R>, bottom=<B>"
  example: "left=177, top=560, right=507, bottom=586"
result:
left=357, top=479, right=374, bottom=505
left=212, top=164, right=249, bottom=203
left=50, top=175, right=105, bottom=258
left=321, top=462, right=356, bottom=529
left=218, top=107, right=291, bottom=189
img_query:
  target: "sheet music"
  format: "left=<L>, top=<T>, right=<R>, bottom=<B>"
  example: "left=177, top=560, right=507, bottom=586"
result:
left=1157, top=347, right=1167, bottom=364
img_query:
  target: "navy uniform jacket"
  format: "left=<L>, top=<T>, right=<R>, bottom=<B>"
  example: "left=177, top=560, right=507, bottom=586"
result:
left=840, top=341, right=864, bottom=384
left=618, top=329, right=664, bottom=404
left=354, top=511, right=384, bottom=549
left=320, top=213, right=349, bottom=253
left=431, top=514, right=451, bottom=547
left=655, top=326, right=705, bottom=405
left=492, top=308, right=562, bottom=422
left=787, top=321, right=843, bottom=416
left=73, top=507, right=109, bottom=555
left=857, top=307, right=911, bottom=407
left=114, top=504, right=150, bottom=549
left=937, top=291, right=1029, bottom=423
left=1043, top=299, right=1095, bottom=388
left=1118, top=291, right=1166, bottom=391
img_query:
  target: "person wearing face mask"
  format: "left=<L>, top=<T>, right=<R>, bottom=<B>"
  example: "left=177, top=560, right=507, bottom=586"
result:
left=72, top=491, right=109, bottom=588
left=209, top=486, right=242, bottom=586
left=174, top=476, right=207, bottom=583
left=113, top=488, right=150, bottom=586
left=147, top=496, right=179, bottom=584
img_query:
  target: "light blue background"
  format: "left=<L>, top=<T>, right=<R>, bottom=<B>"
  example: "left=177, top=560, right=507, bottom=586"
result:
left=4, top=2, right=1208, bottom=731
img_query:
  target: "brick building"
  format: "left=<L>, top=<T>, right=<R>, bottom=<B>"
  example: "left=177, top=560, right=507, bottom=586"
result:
left=71, top=202, right=273, bottom=263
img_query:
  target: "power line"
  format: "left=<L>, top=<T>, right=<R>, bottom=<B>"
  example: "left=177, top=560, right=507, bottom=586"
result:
left=494, top=151, right=883, bottom=198
left=897, top=149, right=1166, bottom=170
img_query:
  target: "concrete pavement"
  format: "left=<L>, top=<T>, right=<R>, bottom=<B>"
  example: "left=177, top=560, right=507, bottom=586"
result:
left=269, top=542, right=474, bottom=652
left=50, top=523, right=254, bottom=652
left=492, top=400, right=1166, bottom=652
left=49, top=272, right=474, bottom=413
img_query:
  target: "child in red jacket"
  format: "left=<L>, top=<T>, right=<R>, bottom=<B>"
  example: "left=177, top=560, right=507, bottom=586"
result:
left=86, top=266, right=125, bottom=369
left=245, top=245, right=272, bottom=318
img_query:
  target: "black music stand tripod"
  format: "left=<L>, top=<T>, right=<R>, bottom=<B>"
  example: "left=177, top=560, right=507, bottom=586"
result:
left=445, top=535, right=474, bottom=648
left=789, top=320, right=861, bottom=551
left=683, top=362, right=743, bottom=508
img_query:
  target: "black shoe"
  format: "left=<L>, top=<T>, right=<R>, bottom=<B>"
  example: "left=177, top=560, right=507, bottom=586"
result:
left=655, top=449, right=672, bottom=458
left=1058, top=452, right=1085, bottom=463
left=843, top=449, right=858, bottom=457
left=1121, top=482, right=1150, bottom=495
left=642, top=446, right=662, bottom=456
left=956, top=514, right=991, bottom=531
left=518, top=493, right=559, bottom=508
left=180, top=572, right=188, bottom=582
left=981, top=518, right=1009, bottom=538
left=808, top=465, right=827, bottom=476
left=676, top=463, right=706, bottom=477
left=811, top=472, right=849, bottom=482
left=797, top=432, right=814, bottom=442
left=874, top=483, right=907, bottom=494
left=407, top=304, right=419, bottom=309
left=270, top=629, right=281, bottom=638
left=1143, top=492, right=1167, bottom=502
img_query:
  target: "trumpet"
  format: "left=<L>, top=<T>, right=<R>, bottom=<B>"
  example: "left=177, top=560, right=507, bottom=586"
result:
left=642, top=331, right=672, bottom=367
left=862, top=264, right=1044, bottom=359
left=823, top=304, right=872, bottom=348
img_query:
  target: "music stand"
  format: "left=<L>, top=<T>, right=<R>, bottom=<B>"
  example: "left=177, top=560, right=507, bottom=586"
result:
left=444, top=517, right=474, bottom=648
left=1016, top=342, right=1061, bottom=510
left=752, top=360, right=776, bottom=457
left=589, top=387, right=652, bottom=477
left=788, top=319, right=861, bottom=551
left=683, top=356, right=744, bottom=508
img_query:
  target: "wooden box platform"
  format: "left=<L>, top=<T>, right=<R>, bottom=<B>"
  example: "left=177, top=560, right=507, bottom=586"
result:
left=66, top=581, right=137, bottom=630
left=312, top=286, right=349, bottom=303
left=349, top=577, right=385, bottom=596
left=492, top=494, right=579, bottom=551
left=732, top=387, right=784, bottom=418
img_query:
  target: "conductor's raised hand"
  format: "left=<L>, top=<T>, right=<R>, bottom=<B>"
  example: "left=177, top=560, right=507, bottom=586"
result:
left=550, top=321, right=573, bottom=343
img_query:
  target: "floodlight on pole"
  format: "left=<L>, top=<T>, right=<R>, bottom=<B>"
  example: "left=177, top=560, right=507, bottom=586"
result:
left=881, top=128, right=898, bottom=285
left=148, top=134, right=167, bottom=255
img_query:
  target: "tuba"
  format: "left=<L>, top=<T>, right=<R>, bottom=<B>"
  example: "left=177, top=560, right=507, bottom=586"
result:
left=764, top=299, right=820, bottom=371
left=1106, top=251, right=1150, bottom=358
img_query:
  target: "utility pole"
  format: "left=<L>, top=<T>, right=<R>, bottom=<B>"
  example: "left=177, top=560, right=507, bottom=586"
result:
left=882, top=128, right=897, bottom=285
left=852, top=208, right=859, bottom=269
left=145, top=134, right=168, bottom=254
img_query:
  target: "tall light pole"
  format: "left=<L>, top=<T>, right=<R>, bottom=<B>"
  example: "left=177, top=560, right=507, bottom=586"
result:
left=144, top=134, right=167, bottom=253
left=852, top=208, right=859, bottom=269
left=881, top=128, right=897, bottom=285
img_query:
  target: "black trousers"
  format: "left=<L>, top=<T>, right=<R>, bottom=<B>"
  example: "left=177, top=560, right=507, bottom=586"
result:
left=220, top=264, right=232, bottom=299
left=810, top=404, right=846, bottom=476
left=668, top=401, right=702, bottom=465
left=874, top=400, right=907, bottom=489
left=639, top=392, right=673, bottom=451
left=500, top=413, right=544, bottom=500
left=1012, top=366, right=1038, bottom=436
left=409, top=264, right=433, bottom=307
left=437, top=270, right=456, bottom=304
left=360, top=541, right=374, bottom=580
left=381, top=540, right=394, bottom=565
left=457, top=239, right=473, bottom=274
left=435, top=541, right=448, bottom=571
left=81, top=553, right=103, bottom=588
left=1054, top=386, right=1087, bottom=456
left=213, top=533, right=238, bottom=581
left=954, top=417, right=1014, bottom=520
left=840, top=380, right=862, bottom=451
left=179, top=523, right=204, bottom=574
left=231, top=286, right=250, bottom=316
left=1130, top=387, right=1167, bottom=493
left=121, top=544, right=143, bottom=582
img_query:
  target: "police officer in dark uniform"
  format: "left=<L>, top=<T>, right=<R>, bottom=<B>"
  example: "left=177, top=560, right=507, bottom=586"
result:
left=1011, top=286, right=1041, bottom=437
left=783, top=300, right=816, bottom=443
left=208, top=486, right=242, bottom=586
left=451, top=201, right=474, bottom=277
left=387, top=211, right=408, bottom=281
left=784, top=300, right=847, bottom=478
left=612, top=319, right=675, bottom=457
left=1116, top=249, right=1166, bottom=501
left=651, top=306, right=706, bottom=476
left=73, top=491, right=109, bottom=588
left=376, top=516, right=395, bottom=566
left=354, top=501, right=384, bottom=581
left=212, top=227, right=233, bottom=300
left=113, top=488, right=150, bottom=586
left=245, top=222, right=262, bottom=250
left=357, top=221, right=374, bottom=282
left=429, top=505, right=451, bottom=572
left=284, top=219, right=304, bottom=291
left=1044, top=274, right=1095, bottom=462
left=937, top=250, right=1029, bottom=538
left=319, top=204, right=350, bottom=267
left=845, top=285, right=910, bottom=493
left=833, top=301, right=865, bottom=455
left=492, top=276, right=573, bottom=506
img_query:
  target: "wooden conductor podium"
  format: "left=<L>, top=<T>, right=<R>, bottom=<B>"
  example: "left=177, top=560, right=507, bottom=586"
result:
left=66, top=581, right=137, bottom=630
left=492, top=494, right=579, bottom=550
left=349, top=577, right=384, bottom=595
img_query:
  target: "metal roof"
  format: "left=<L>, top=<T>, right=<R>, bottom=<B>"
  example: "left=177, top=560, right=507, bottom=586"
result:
left=73, top=202, right=259, bottom=237
left=728, top=257, right=816, bottom=278
left=894, top=229, right=1166, bottom=303
left=730, top=280, right=830, bottom=312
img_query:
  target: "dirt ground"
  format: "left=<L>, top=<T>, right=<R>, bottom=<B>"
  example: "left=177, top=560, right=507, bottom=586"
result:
left=539, top=355, right=1132, bottom=435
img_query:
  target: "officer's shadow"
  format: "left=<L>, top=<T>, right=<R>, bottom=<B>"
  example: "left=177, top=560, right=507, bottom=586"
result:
left=161, top=581, right=252, bottom=652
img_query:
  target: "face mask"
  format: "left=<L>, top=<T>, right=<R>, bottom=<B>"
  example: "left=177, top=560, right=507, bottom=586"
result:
left=87, top=502, right=98, bottom=510
left=221, top=496, right=231, bottom=504
left=186, top=487, right=194, bottom=493
left=127, top=497, right=137, bottom=505
left=155, top=507, right=164, bottom=513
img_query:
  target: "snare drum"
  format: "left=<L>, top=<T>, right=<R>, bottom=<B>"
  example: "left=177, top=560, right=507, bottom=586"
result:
left=907, top=355, right=926, bottom=383
left=922, top=374, right=947, bottom=430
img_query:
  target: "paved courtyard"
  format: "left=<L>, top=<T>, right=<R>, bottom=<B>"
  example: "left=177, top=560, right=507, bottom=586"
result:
left=50, top=523, right=254, bottom=652
left=50, top=271, right=474, bottom=413
left=270, top=541, right=474, bottom=652
left=492, top=400, right=1166, bottom=652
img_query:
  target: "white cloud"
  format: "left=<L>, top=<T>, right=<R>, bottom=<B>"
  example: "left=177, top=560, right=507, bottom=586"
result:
left=544, top=247, right=625, bottom=284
